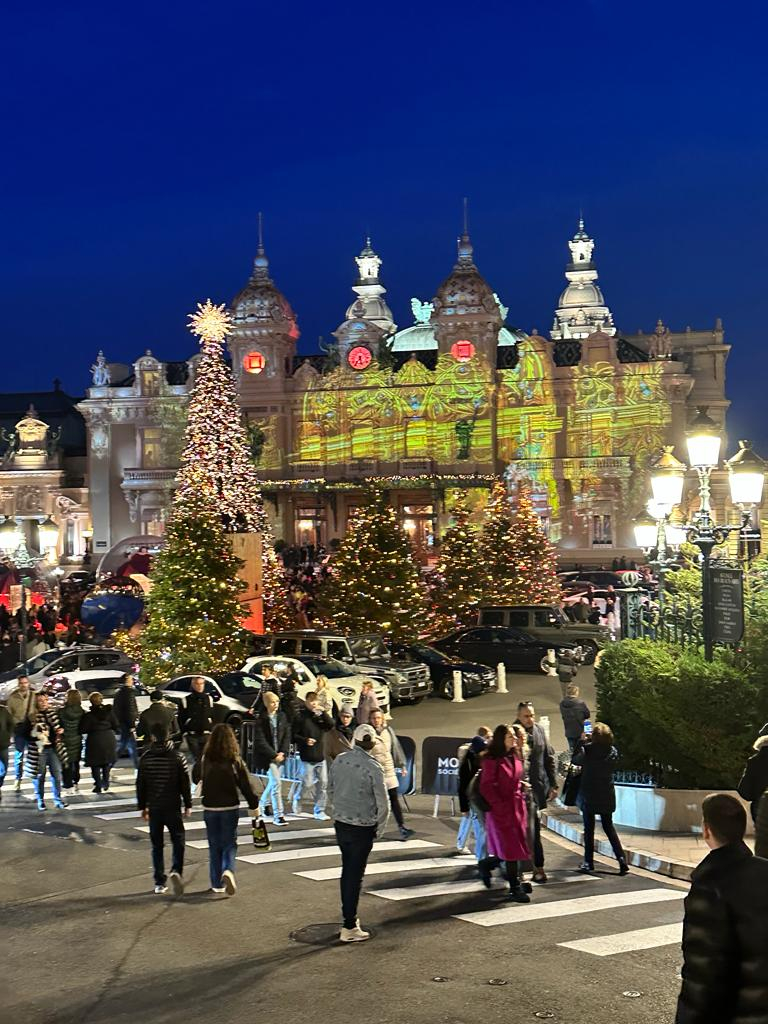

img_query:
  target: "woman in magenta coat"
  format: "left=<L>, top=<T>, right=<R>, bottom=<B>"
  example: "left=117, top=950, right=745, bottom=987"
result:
left=478, top=723, right=532, bottom=902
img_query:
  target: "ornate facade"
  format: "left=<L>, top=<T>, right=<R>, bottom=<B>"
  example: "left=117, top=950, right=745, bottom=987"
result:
left=76, top=218, right=737, bottom=568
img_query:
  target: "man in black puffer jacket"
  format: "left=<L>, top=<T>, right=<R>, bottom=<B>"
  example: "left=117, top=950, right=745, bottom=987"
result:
left=181, top=677, right=213, bottom=764
left=676, top=793, right=768, bottom=1024
left=112, top=673, right=139, bottom=768
left=291, top=693, right=333, bottom=819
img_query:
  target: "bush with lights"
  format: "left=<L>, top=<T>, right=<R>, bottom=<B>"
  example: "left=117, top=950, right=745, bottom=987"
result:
left=322, top=487, right=429, bottom=640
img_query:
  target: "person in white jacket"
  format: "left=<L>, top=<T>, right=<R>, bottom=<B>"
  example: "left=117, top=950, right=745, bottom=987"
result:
left=369, top=710, right=413, bottom=841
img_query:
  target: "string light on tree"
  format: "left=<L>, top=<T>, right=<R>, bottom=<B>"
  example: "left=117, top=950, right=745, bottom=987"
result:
left=429, top=491, right=484, bottom=630
left=508, top=482, right=560, bottom=604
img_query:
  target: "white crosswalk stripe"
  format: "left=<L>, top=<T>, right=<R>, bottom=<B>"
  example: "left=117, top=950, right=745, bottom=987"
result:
left=187, top=828, right=335, bottom=849
left=296, top=853, right=476, bottom=881
left=239, top=839, right=439, bottom=866
left=368, top=872, right=601, bottom=901
left=454, top=887, right=685, bottom=927
left=559, top=922, right=684, bottom=956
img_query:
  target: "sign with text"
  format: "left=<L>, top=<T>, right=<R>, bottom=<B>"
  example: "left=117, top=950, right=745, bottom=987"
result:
left=420, top=735, right=466, bottom=796
left=710, top=566, right=744, bottom=644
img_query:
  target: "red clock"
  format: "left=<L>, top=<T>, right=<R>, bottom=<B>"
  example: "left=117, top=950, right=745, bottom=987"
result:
left=348, top=346, right=372, bottom=370
left=451, top=340, right=476, bottom=362
left=243, top=351, right=266, bottom=374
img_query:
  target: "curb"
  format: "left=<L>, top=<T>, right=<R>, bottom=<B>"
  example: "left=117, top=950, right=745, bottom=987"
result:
left=542, top=811, right=696, bottom=882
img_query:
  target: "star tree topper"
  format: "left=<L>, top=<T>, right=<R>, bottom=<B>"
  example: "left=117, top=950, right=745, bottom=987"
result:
left=188, top=299, right=233, bottom=345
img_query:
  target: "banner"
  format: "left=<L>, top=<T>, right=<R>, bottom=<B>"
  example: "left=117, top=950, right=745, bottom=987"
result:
left=420, top=735, right=466, bottom=796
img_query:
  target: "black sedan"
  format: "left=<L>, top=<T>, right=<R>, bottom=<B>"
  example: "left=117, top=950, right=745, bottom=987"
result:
left=431, top=626, right=580, bottom=674
left=392, top=643, right=496, bottom=699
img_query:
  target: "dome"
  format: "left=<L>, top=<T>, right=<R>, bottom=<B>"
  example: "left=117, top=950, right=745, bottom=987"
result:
left=231, top=245, right=299, bottom=339
left=432, top=233, right=499, bottom=318
left=558, top=282, right=604, bottom=309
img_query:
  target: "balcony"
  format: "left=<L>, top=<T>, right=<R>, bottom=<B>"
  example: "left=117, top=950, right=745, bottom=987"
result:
left=122, top=467, right=177, bottom=489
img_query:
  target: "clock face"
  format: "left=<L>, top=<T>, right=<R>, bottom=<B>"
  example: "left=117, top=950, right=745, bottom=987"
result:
left=451, top=339, right=476, bottom=362
left=348, top=346, right=372, bottom=370
left=243, top=351, right=266, bottom=374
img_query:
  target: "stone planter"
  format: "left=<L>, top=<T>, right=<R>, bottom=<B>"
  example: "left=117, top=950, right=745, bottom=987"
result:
left=614, top=785, right=754, bottom=834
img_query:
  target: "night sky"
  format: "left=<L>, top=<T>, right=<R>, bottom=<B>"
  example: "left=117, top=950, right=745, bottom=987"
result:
left=3, top=1, right=767, bottom=449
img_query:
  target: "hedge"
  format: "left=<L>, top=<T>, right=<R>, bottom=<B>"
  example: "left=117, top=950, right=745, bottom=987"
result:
left=594, top=639, right=767, bottom=789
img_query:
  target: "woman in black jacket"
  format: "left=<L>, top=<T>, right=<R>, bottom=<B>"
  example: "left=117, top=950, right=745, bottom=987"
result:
left=572, top=722, right=628, bottom=875
left=79, top=693, right=119, bottom=794
left=737, top=734, right=768, bottom=858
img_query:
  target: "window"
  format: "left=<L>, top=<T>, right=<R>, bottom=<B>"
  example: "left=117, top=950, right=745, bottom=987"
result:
left=533, top=609, right=557, bottom=628
left=480, top=610, right=505, bottom=626
left=166, top=677, right=192, bottom=693
left=273, top=638, right=298, bottom=655
left=81, top=676, right=123, bottom=694
left=507, top=611, right=530, bottom=628
left=47, top=655, right=79, bottom=674
left=592, top=514, right=613, bottom=546
left=462, top=629, right=494, bottom=642
left=327, top=640, right=350, bottom=660
left=84, top=651, right=121, bottom=669
left=142, top=429, right=164, bottom=468
left=298, top=638, right=324, bottom=655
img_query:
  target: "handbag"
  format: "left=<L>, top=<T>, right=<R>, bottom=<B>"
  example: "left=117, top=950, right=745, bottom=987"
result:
left=560, top=762, right=582, bottom=807
left=251, top=816, right=271, bottom=850
left=467, top=770, right=491, bottom=813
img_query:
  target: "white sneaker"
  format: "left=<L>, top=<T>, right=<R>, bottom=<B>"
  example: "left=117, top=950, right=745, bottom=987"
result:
left=222, top=870, right=237, bottom=896
left=169, top=871, right=184, bottom=897
left=153, top=884, right=168, bottom=895
left=340, top=924, right=370, bottom=943
left=208, top=887, right=226, bottom=894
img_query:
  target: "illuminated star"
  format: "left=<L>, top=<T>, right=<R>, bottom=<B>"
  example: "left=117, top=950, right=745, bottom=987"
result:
left=187, top=299, right=233, bottom=343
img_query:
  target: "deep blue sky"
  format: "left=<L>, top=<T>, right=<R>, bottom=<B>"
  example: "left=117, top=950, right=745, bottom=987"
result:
left=3, top=1, right=767, bottom=450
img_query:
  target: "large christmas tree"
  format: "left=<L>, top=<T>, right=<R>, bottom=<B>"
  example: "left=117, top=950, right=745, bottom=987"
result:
left=508, top=483, right=560, bottom=604
left=477, top=479, right=518, bottom=603
left=174, top=300, right=292, bottom=630
left=323, top=488, right=429, bottom=640
left=429, top=491, right=485, bottom=630
left=139, top=488, right=249, bottom=684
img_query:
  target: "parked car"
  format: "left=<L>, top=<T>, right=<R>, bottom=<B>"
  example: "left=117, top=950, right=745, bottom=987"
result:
left=242, top=654, right=390, bottom=715
left=390, top=642, right=495, bottom=699
left=477, top=604, right=607, bottom=664
left=0, top=646, right=136, bottom=691
left=156, top=672, right=263, bottom=730
left=42, top=671, right=152, bottom=714
left=432, top=626, right=581, bottom=674
left=265, top=630, right=432, bottom=704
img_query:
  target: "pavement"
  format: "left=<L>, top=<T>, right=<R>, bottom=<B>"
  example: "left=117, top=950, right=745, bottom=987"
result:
left=0, top=668, right=695, bottom=1023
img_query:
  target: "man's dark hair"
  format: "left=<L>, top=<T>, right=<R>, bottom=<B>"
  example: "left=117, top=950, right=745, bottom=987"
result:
left=149, top=690, right=163, bottom=702
left=150, top=722, right=169, bottom=744
left=702, top=793, right=747, bottom=845
left=17, top=674, right=29, bottom=682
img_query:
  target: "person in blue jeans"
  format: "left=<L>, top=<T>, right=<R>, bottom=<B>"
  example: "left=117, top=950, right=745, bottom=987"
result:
left=29, top=693, right=69, bottom=810
left=0, top=700, right=14, bottom=803
left=192, top=723, right=260, bottom=896
left=457, top=728, right=490, bottom=861
left=291, top=694, right=334, bottom=819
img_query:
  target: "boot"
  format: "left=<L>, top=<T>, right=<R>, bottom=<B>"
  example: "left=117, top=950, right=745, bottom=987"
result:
left=506, top=880, right=531, bottom=903
left=618, top=857, right=630, bottom=876
left=478, top=858, right=493, bottom=889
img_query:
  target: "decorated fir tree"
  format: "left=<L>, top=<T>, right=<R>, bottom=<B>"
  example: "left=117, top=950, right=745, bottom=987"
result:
left=507, top=483, right=560, bottom=604
left=323, top=488, right=429, bottom=640
left=477, top=479, right=519, bottom=603
left=139, top=489, right=249, bottom=684
left=430, top=491, right=485, bottom=629
left=174, top=300, right=292, bottom=630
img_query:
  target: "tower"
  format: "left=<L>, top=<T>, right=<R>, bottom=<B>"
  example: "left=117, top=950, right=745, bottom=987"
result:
left=333, top=237, right=396, bottom=368
left=550, top=218, right=616, bottom=340
left=430, top=204, right=503, bottom=361
left=228, top=215, right=300, bottom=384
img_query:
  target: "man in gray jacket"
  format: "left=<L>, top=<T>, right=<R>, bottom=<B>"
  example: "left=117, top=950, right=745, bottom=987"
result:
left=328, top=723, right=389, bottom=943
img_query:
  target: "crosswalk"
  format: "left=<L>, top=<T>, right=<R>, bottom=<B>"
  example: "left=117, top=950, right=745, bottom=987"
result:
left=8, top=780, right=687, bottom=959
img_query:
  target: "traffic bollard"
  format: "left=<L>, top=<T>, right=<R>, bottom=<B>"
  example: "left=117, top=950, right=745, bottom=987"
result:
left=496, top=662, right=508, bottom=694
left=451, top=669, right=465, bottom=703
left=546, top=648, right=558, bottom=677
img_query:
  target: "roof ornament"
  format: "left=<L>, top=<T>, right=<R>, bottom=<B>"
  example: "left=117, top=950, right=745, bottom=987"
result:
left=456, top=196, right=474, bottom=267
left=253, top=211, right=270, bottom=278
left=90, top=351, right=111, bottom=387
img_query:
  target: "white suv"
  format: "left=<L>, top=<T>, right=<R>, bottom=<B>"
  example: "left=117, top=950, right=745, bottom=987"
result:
left=242, top=655, right=390, bottom=715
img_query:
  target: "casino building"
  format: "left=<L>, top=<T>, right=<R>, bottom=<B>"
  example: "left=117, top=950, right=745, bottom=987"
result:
left=76, top=218, right=735, bottom=568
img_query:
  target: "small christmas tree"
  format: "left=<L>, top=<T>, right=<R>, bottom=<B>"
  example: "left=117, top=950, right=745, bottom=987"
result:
left=430, top=491, right=485, bottom=629
left=323, top=488, right=429, bottom=640
left=477, top=480, right=518, bottom=603
left=508, top=483, right=560, bottom=604
left=177, top=300, right=292, bottom=630
left=139, top=490, right=249, bottom=685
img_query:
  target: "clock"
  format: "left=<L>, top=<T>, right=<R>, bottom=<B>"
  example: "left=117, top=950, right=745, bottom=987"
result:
left=348, top=346, right=372, bottom=370
left=243, top=351, right=266, bottom=374
left=451, top=340, right=476, bottom=362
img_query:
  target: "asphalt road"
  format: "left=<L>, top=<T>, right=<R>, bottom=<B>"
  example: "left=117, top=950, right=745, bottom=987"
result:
left=1, top=669, right=687, bottom=1024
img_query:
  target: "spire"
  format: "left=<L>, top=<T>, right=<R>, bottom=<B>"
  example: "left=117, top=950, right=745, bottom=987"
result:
left=550, top=218, right=615, bottom=340
left=338, top=237, right=396, bottom=338
left=456, top=196, right=475, bottom=267
left=253, top=211, right=270, bottom=279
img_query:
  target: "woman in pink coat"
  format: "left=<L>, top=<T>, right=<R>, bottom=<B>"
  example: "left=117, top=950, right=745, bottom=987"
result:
left=478, top=723, right=532, bottom=902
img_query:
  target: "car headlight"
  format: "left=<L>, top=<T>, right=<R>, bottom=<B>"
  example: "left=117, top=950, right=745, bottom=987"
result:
left=337, top=687, right=355, bottom=696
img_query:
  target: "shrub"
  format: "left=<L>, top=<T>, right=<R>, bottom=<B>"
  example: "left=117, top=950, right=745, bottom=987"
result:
left=595, top=639, right=764, bottom=789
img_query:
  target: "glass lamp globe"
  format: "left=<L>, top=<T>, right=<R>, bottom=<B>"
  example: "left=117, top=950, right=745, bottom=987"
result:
left=665, top=524, right=688, bottom=550
left=686, top=407, right=721, bottom=469
left=726, top=440, right=765, bottom=507
left=0, top=518, right=22, bottom=553
left=634, top=518, right=658, bottom=549
left=37, top=516, right=59, bottom=550
left=650, top=447, right=686, bottom=508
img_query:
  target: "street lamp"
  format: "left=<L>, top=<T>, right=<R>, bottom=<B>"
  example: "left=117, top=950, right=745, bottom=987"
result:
left=37, top=515, right=59, bottom=554
left=650, top=446, right=686, bottom=510
left=633, top=514, right=658, bottom=551
left=0, top=517, right=23, bottom=554
left=727, top=441, right=766, bottom=562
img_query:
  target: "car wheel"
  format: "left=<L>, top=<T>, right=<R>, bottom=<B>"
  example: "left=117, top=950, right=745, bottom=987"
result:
left=581, top=641, right=599, bottom=665
left=443, top=678, right=453, bottom=700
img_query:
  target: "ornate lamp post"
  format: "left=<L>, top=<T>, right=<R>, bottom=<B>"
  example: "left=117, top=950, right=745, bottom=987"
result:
left=634, top=447, right=687, bottom=597
left=37, top=516, right=59, bottom=559
left=726, top=440, right=766, bottom=562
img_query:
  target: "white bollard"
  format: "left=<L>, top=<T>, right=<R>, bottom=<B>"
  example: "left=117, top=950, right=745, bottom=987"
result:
left=539, top=715, right=551, bottom=744
left=496, top=662, right=508, bottom=694
left=546, top=648, right=558, bottom=677
left=451, top=669, right=465, bottom=703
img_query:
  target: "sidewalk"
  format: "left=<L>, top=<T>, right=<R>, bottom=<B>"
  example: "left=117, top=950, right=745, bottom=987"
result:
left=542, top=803, right=735, bottom=882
